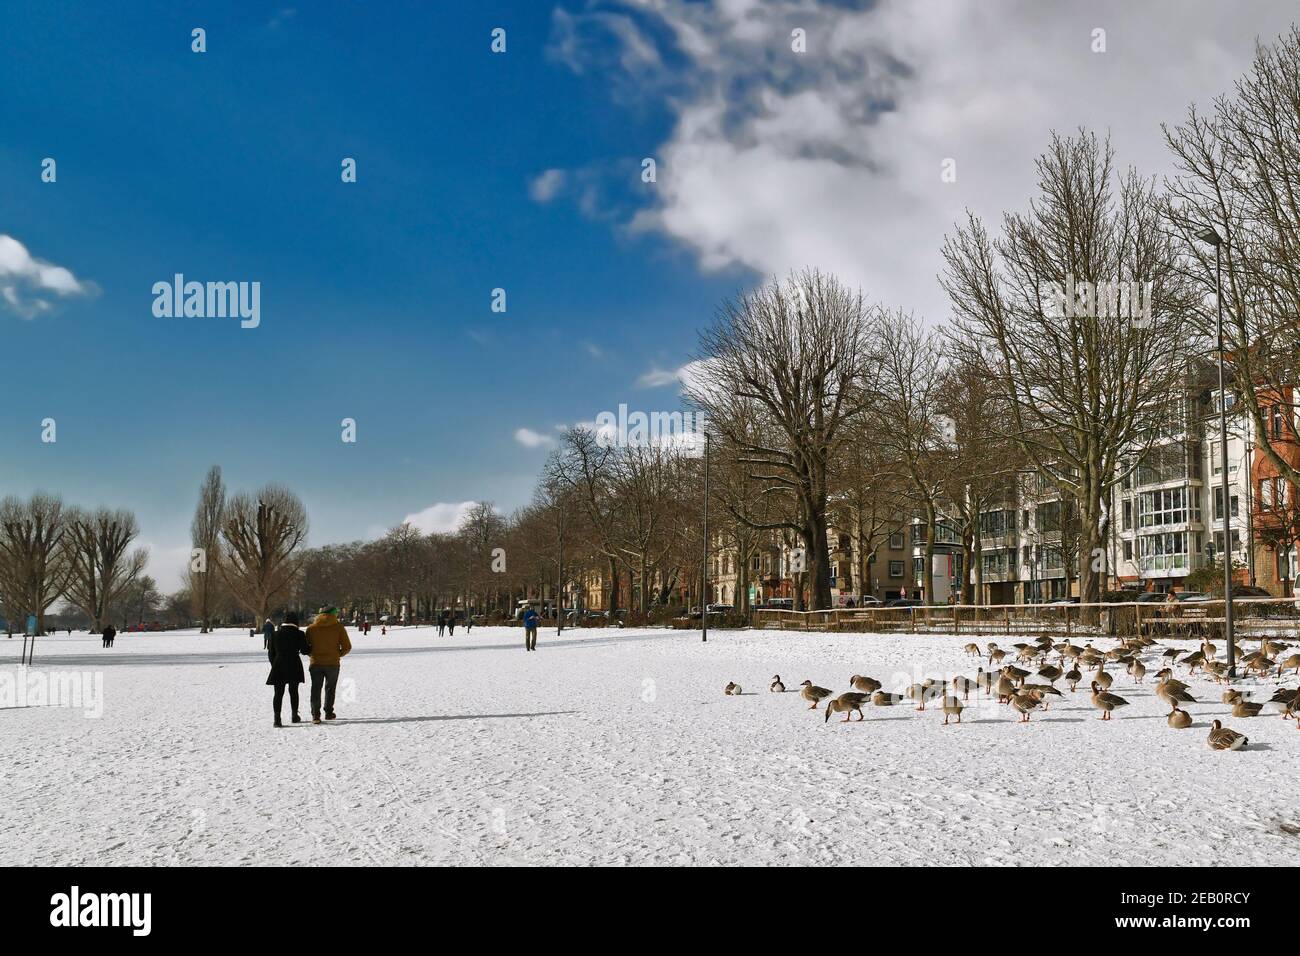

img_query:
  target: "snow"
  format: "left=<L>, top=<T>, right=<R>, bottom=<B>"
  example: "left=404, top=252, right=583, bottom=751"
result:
left=3, top=624, right=1298, bottom=866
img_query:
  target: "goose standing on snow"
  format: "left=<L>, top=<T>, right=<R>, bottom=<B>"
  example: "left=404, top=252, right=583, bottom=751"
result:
left=769, top=675, right=785, bottom=693
left=799, top=680, right=833, bottom=709
left=1090, top=681, right=1129, bottom=720
left=1167, top=707, right=1193, bottom=729
left=824, top=692, right=869, bottom=723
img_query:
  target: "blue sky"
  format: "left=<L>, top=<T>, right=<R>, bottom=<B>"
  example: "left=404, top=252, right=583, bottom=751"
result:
left=3, top=0, right=1296, bottom=589
left=0, top=1, right=744, bottom=585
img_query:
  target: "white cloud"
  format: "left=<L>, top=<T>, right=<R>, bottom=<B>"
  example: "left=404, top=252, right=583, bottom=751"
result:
left=0, top=234, right=94, bottom=318
left=399, top=501, right=480, bottom=535
left=636, top=365, right=684, bottom=388
left=514, top=427, right=556, bottom=448
left=551, top=0, right=1299, bottom=325
left=529, top=168, right=567, bottom=202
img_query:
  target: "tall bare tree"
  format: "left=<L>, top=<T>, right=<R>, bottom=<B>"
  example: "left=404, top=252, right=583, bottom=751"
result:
left=62, top=508, right=149, bottom=632
left=0, top=493, right=73, bottom=636
left=219, top=485, right=308, bottom=623
left=189, top=466, right=226, bottom=632
left=690, top=269, right=880, bottom=610
left=943, top=131, right=1193, bottom=611
left=1164, top=27, right=1300, bottom=490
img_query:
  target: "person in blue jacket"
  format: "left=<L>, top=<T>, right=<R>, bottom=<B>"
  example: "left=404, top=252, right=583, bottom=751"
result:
left=522, top=606, right=540, bottom=652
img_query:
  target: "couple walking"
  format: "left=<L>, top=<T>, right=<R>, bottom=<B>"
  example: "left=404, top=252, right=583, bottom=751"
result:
left=265, top=607, right=352, bottom=727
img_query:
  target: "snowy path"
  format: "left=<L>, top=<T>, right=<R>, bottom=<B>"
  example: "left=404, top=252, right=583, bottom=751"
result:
left=2, top=625, right=1298, bottom=866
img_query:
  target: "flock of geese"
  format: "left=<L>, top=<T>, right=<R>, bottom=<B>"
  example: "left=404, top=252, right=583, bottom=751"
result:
left=733, top=633, right=1300, bottom=752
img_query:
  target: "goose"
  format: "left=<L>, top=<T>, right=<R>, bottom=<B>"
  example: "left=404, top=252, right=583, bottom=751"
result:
left=1003, top=665, right=1030, bottom=685
left=1202, top=641, right=1217, bottom=660
left=988, top=648, right=1007, bottom=666
left=1037, top=663, right=1063, bottom=684
left=975, top=668, right=995, bottom=694
left=1156, top=678, right=1197, bottom=712
left=1064, top=665, right=1083, bottom=692
left=907, top=681, right=944, bottom=711
left=1203, top=660, right=1230, bottom=683
left=941, top=692, right=964, bottom=725
left=872, top=690, right=904, bottom=707
left=1207, top=719, right=1249, bottom=751
left=1090, top=681, right=1129, bottom=720
left=1022, top=683, right=1062, bottom=709
left=1222, top=688, right=1245, bottom=705
left=1008, top=689, right=1044, bottom=723
left=1181, top=650, right=1206, bottom=673
left=994, top=673, right=1018, bottom=704
left=1278, top=654, right=1300, bottom=677
left=1168, top=707, right=1193, bottom=729
left=951, top=675, right=978, bottom=700
left=1093, top=666, right=1114, bottom=692
left=1267, top=686, right=1299, bottom=717
left=770, top=675, right=786, bottom=693
left=799, top=680, right=833, bottom=709
left=1130, top=659, right=1147, bottom=684
left=1231, top=697, right=1264, bottom=718
left=963, top=642, right=981, bottom=658
left=1154, top=666, right=1174, bottom=682
left=725, top=682, right=742, bottom=696
left=849, top=674, right=881, bottom=694
left=824, top=692, right=869, bottom=723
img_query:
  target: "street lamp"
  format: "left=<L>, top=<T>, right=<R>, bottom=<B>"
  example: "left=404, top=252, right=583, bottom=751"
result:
left=1197, top=225, right=1236, bottom=678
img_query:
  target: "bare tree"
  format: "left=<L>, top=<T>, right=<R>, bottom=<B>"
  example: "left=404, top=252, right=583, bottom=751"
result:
left=943, top=130, right=1193, bottom=612
left=690, top=269, right=880, bottom=610
left=548, top=427, right=624, bottom=611
left=219, top=485, right=309, bottom=623
left=1164, top=27, right=1300, bottom=490
left=874, top=313, right=950, bottom=604
left=62, top=507, right=149, bottom=632
left=0, top=493, right=73, bottom=636
left=189, top=466, right=226, bottom=632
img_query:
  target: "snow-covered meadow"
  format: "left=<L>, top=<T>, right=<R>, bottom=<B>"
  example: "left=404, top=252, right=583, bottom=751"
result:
left=2, top=624, right=1297, bottom=866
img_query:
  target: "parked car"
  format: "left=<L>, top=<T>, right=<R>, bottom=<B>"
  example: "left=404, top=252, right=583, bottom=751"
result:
left=884, top=598, right=924, bottom=608
left=1045, top=597, right=1079, bottom=605
left=706, top=603, right=735, bottom=615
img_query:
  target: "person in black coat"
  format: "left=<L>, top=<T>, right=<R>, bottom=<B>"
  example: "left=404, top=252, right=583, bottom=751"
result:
left=267, top=611, right=309, bottom=727
left=102, top=624, right=116, bottom=648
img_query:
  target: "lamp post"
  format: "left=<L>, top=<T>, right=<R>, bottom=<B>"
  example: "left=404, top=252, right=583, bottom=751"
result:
left=1197, top=225, right=1236, bottom=678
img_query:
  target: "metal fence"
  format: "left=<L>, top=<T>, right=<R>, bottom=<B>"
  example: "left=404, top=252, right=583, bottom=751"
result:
left=750, top=597, right=1300, bottom=641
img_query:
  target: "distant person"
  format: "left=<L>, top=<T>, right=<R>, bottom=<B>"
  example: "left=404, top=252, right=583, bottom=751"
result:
left=447, top=612, right=456, bottom=636
left=522, top=606, right=539, bottom=652
left=437, top=611, right=447, bottom=637
left=266, top=612, right=309, bottom=727
left=304, top=606, right=352, bottom=724
left=262, top=618, right=275, bottom=651
left=465, top=613, right=473, bottom=634
left=102, top=624, right=116, bottom=649
left=381, top=624, right=387, bottom=636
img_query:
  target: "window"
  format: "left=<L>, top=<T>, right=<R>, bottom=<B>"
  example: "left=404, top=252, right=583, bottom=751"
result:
left=1272, top=405, right=1284, bottom=441
left=1138, top=531, right=1189, bottom=572
left=913, top=557, right=925, bottom=577
left=1122, top=499, right=1132, bottom=531
left=888, top=560, right=903, bottom=578
left=1210, top=441, right=1221, bottom=476
left=1122, top=540, right=1133, bottom=561
left=1138, top=487, right=1189, bottom=528
left=888, top=531, right=904, bottom=550
left=751, top=556, right=760, bottom=572
left=1022, top=509, right=1030, bottom=530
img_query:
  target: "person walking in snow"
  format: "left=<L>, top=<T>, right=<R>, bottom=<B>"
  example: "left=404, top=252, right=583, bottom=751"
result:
left=266, top=611, right=309, bottom=727
left=522, top=606, right=539, bottom=652
left=262, top=618, right=275, bottom=651
left=102, top=624, right=116, bottom=649
left=304, top=606, right=352, bottom=724
left=437, top=611, right=447, bottom=636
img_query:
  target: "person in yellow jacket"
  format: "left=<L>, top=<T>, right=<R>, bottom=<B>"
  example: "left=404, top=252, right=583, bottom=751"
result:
left=304, top=606, right=352, bottom=724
